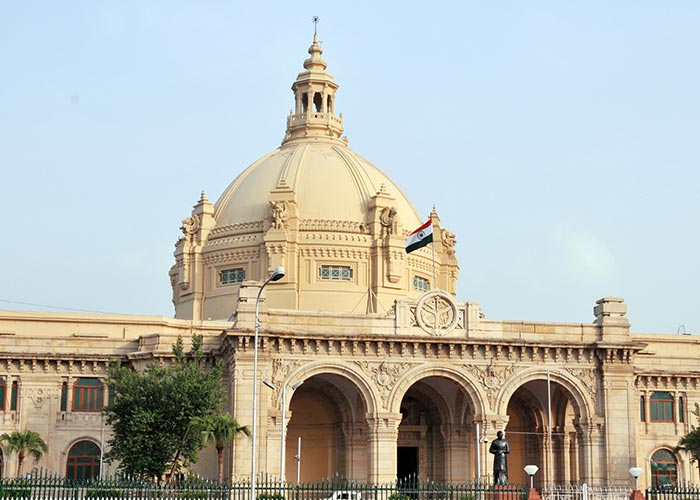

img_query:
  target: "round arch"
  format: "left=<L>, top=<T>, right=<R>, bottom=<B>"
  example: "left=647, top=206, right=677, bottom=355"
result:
left=65, top=439, right=101, bottom=481
left=283, top=362, right=376, bottom=482
left=388, top=365, right=487, bottom=418
left=649, top=447, right=679, bottom=487
left=289, top=361, right=377, bottom=414
left=495, top=367, right=595, bottom=421
left=494, top=368, right=596, bottom=485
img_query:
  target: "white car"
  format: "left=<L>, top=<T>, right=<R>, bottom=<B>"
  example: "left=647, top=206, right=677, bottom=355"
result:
left=324, top=491, right=362, bottom=500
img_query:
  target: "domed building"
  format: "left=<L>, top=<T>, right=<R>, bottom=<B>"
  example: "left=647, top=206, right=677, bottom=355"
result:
left=169, top=33, right=458, bottom=321
left=0, top=34, right=699, bottom=491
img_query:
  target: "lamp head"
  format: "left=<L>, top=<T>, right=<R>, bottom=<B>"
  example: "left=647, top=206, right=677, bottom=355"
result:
left=629, top=467, right=643, bottom=479
left=270, top=266, right=285, bottom=281
left=263, top=380, right=276, bottom=390
left=524, top=465, right=539, bottom=476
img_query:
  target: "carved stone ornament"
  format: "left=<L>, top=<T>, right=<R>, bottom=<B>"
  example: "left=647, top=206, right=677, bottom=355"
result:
left=466, top=360, right=517, bottom=410
left=442, top=229, right=457, bottom=256
left=415, top=290, right=459, bottom=335
left=270, top=201, right=289, bottom=230
left=355, top=359, right=412, bottom=409
left=379, top=206, right=398, bottom=235
left=27, top=387, right=58, bottom=410
left=180, top=215, right=200, bottom=237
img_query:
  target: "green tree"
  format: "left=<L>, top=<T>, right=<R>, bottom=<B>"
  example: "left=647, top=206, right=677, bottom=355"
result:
left=676, top=402, right=700, bottom=475
left=104, top=334, right=225, bottom=479
left=0, top=430, right=48, bottom=477
left=197, top=413, right=250, bottom=482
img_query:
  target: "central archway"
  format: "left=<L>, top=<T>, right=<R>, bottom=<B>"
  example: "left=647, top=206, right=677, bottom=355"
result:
left=286, top=373, right=369, bottom=482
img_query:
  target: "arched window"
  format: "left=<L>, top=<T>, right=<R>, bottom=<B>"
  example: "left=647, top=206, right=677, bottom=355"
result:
left=66, top=441, right=101, bottom=480
left=60, top=381, right=68, bottom=411
left=10, top=381, right=18, bottom=411
left=651, top=449, right=678, bottom=487
left=72, top=378, right=104, bottom=412
left=650, top=392, right=674, bottom=422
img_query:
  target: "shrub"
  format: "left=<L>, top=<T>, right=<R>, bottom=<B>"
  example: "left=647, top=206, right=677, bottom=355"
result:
left=1, top=480, right=31, bottom=499
left=258, top=493, right=285, bottom=500
left=389, top=493, right=411, bottom=500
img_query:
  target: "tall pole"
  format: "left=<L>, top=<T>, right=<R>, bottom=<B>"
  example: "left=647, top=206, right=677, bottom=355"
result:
left=476, top=423, right=481, bottom=483
left=547, top=370, right=553, bottom=484
left=250, top=267, right=285, bottom=500
left=296, top=437, right=301, bottom=485
left=279, top=384, right=287, bottom=497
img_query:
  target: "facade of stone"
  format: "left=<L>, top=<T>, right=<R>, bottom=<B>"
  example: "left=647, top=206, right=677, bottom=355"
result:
left=1, top=35, right=699, bottom=490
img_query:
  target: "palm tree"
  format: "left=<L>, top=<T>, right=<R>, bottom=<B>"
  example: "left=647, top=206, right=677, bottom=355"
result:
left=0, top=430, right=49, bottom=477
left=676, top=402, right=700, bottom=475
left=198, top=413, right=250, bottom=482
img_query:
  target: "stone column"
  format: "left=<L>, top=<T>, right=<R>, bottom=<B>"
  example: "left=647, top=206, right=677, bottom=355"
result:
left=342, top=423, right=370, bottom=480
left=574, top=419, right=597, bottom=484
left=440, top=424, right=469, bottom=482
left=367, top=412, right=402, bottom=484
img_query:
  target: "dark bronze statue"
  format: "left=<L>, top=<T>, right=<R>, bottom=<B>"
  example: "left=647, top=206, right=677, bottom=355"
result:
left=489, top=431, right=510, bottom=485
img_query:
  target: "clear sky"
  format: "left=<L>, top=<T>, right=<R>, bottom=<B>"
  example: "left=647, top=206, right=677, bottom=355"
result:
left=1, top=1, right=698, bottom=334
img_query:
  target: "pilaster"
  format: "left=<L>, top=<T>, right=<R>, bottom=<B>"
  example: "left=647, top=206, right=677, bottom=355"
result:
left=367, top=412, right=402, bottom=484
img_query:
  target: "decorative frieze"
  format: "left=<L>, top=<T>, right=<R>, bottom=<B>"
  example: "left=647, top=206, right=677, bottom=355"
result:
left=635, top=373, right=700, bottom=390
left=204, top=248, right=260, bottom=265
left=209, top=221, right=265, bottom=238
left=300, top=247, right=370, bottom=259
left=300, top=219, right=367, bottom=234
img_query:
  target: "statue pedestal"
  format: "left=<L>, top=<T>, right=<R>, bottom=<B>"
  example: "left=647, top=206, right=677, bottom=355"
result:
left=527, top=488, right=543, bottom=500
left=489, top=485, right=521, bottom=500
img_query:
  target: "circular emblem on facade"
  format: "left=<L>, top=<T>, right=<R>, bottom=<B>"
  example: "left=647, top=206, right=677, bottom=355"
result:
left=415, top=290, right=459, bottom=335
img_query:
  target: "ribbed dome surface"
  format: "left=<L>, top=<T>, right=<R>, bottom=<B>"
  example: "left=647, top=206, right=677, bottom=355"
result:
left=214, top=141, right=422, bottom=230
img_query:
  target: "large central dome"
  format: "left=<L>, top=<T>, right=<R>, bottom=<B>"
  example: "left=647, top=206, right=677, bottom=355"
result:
left=170, top=35, right=459, bottom=321
left=215, top=143, right=420, bottom=229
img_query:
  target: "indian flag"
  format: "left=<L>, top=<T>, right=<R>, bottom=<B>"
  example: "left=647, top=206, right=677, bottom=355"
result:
left=405, top=218, right=434, bottom=253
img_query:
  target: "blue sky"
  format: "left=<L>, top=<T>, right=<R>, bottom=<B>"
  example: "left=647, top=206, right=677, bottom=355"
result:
left=1, top=2, right=698, bottom=334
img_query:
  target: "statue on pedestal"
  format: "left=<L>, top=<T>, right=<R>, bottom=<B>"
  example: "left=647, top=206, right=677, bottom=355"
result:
left=489, top=431, right=510, bottom=486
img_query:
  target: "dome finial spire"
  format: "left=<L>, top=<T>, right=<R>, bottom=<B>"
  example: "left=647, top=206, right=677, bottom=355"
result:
left=283, top=19, right=344, bottom=145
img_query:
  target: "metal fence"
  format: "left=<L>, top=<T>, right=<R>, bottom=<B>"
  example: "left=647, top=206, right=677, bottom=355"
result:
left=0, top=473, right=527, bottom=500
left=542, top=484, right=632, bottom=500
left=646, top=484, right=700, bottom=500
left=0, top=471, right=230, bottom=499
left=231, top=475, right=528, bottom=500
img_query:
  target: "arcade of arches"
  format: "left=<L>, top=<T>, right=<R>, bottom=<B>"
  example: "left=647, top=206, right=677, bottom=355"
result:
left=248, top=357, right=596, bottom=486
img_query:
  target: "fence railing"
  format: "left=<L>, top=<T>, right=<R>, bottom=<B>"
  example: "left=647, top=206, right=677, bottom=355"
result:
left=646, top=484, right=700, bottom=500
left=542, top=484, right=632, bottom=500
left=0, top=471, right=230, bottom=499
left=232, top=475, right=527, bottom=500
left=0, top=473, right=528, bottom=500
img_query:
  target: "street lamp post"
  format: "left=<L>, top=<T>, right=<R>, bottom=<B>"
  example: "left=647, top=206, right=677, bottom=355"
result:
left=250, top=266, right=285, bottom=500
left=264, top=379, right=303, bottom=496
left=524, top=465, right=539, bottom=490
left=524, top=465, right=542, bottom=500
left=629, top=467, right=644, bottom=500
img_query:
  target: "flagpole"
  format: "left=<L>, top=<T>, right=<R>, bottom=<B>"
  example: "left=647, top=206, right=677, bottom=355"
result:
left=431, top=237, right=437, bottom=289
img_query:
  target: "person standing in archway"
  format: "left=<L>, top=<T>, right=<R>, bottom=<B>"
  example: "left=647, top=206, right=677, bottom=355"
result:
left=489, top=431, right=510, bottom=486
